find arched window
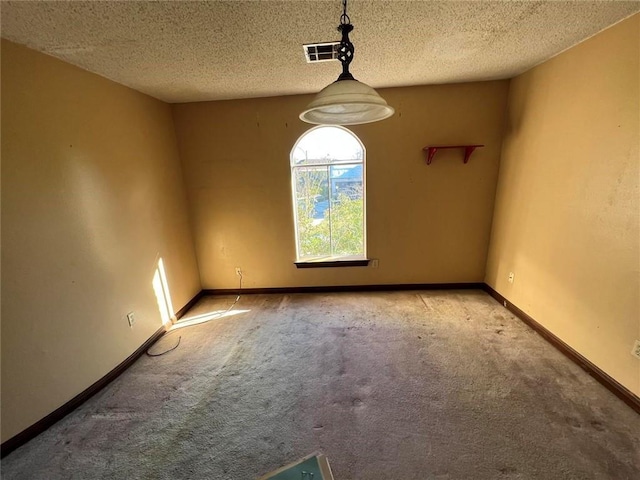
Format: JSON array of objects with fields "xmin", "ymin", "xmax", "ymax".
[{"xmin": 290, "ymin": 126, "xmax": 366, "ymax": 262}]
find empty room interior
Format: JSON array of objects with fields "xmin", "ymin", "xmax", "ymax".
[{"xmin": 1, "ymin": 1, "xmax": 639, "ymax": 478}]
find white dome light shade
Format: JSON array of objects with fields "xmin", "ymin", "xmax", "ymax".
[{"xmin": 300, "ymin": 79, "xmax": 394, "ymax": 125}]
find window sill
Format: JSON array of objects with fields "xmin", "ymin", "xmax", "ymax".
[{"xmin": 295, "ymin": 257, "xmax": 370, "ymax": 268}]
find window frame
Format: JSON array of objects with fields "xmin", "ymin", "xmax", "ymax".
[{"xmin": 290, "ymin": 125, "xmax": 369, "ymax": 267}]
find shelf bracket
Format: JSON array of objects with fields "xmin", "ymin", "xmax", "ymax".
[{"xmin": 423, "ymin": 144, "xmax": 484, "ymax": 165}]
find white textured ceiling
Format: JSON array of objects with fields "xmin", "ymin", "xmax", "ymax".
[{"xmin": 1, "ymin": 1, "xmax": 638, "ymax": 103}]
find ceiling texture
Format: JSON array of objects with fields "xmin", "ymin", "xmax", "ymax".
[{"xmin": 1, "ymin": 1, "xmax": 638, "ymax": 104}]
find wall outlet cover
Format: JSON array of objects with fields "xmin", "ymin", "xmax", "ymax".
[
  {"xmin": 632, "ymin": 340, "xmax": 640, "ymax": 360},
  {"xmin": 127, "ymin": 312, "xmax": 135, "ymax": 327}
]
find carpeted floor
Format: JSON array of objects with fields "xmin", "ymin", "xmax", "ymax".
[{"xmin": 2, "ymin": 290, "xmax": 639, "ymax": 479}]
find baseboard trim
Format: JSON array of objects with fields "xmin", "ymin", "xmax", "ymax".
[
  {"xmin": 482, "ymin": 284, "xmax": 640, "ymax": 414},
  {"xmin": 175, "ymin": 290, "xmax": 204, "ymax": 320},
  {"xmin": 1, "ymin": 325, "xmax": 167, "ymax": 458},
  {"xmin": 203, "ymin": 282, "xmax": 485, "ymax": 296}
]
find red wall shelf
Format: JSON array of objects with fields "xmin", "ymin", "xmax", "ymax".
[{"xmin": 423, "ymin": 145, "xmax": 484, "ymax": 165}]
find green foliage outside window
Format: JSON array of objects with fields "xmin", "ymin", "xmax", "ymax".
[
  {"xmin": 295, "ymin": 167, "xmax": 363, "ymax": 259},
  {"xmin": 329, "ymin": 190, "xmax": 364, "ymax": 255}
]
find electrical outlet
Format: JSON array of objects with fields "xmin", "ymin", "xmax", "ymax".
[
  {"xmin": 127, "ymin": 312, "xmax": 135, "ymax": 327},
  {"xmin": 631, "ymin": 340, "xmax": 640, "ymax": 360},
  {"xmin": 508, "ymin": 272, "xmax": 515, "ymax": 283},
  {"xmin": 235, "ymin": 267, "xmax": 242, "ymax": 276},
  {"xmin": 371, "ymin": 259, "xmax": 379, "ymax": 268}
]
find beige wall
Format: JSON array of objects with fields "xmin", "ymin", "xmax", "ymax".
[
  {"xmin": 173, "ymin": 81, "xmax": 509, "ymax": 289},
  {"xmin": 1, "ymin": 40, "xmax": 201, "ymax": 441},
  {"xmin": 485, "ymin": 15, "xmax": 640, "ymax": 395}
]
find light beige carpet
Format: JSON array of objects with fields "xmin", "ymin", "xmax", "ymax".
[{"xmin": 2, "ymin": 290, "xmax": 639, "ymax": 479}]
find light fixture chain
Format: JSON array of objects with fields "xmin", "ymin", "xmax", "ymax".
[
  {"xmin": 340, "ymin": 0, "xmax": 350, "ymax": 25},
  {"xmin": 336, "ymin": 0, "xmax": 355, "ymax": 80}
]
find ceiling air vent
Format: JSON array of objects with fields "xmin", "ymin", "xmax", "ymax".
[{"xmin": 303, "ymin": 42, "xmax": 340, "ymax": 63}]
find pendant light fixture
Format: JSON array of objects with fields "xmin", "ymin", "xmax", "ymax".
[{"xmin": 299, "ymin": 0, "xmax": 394, "ymax": 125}]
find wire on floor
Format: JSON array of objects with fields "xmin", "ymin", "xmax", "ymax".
[
  {"xmin": 146, "ymin": 336, "xmax": 181, "ymax": 357},
  {"xmin": 146, "ymin": 271, "xmax": 243, "ymax": 357}
]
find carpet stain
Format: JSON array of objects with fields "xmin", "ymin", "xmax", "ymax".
[{"xmin": 565, "ymin": 416, "xmax": 582, "ymax": 428}]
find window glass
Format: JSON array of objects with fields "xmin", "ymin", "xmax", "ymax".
[{"xmin": 291, "ymin": 126, "xmax": 365, "ymax": 261}]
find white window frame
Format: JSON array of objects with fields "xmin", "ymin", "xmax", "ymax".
[{"xmin": 290, "ymin": 125, "xmax": 367, "ymax": 264}]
